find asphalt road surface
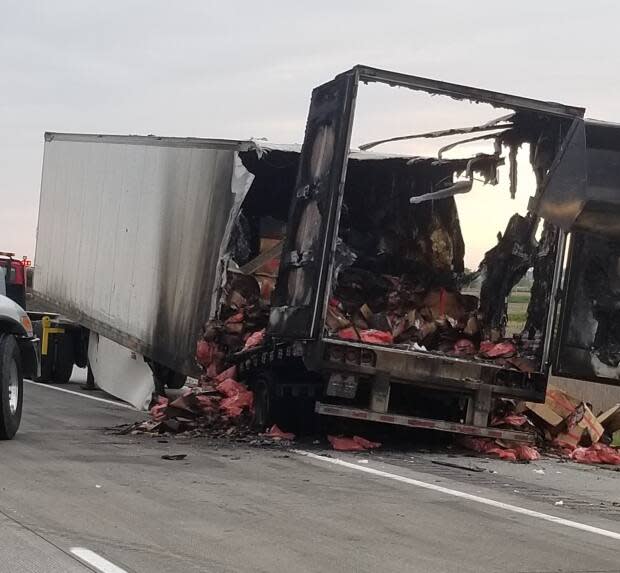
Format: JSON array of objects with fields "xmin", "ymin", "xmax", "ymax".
[{"xmin": 0, "ymin": 379, "xmax": 618, "ymax": 573}]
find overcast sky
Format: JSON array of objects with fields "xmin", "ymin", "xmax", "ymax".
[{"xmin": 2, "ymin": 0, "xmax": 619, "ymax": 264}]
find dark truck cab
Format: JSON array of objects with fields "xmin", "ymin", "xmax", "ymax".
[
  {"xmin": 1, "ymin": 253, "xmax": 87, "ymax": 389},
  {"xmin": 232, "ymin": 67, "xmax": 620, "ymax": 441},
  {"xmin": 0, "ymin": 252, "xmax": 40, "ymax": 438}
]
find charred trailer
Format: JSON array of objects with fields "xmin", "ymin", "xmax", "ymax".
[
  {"xmin": 220, "ymin": 67, "xmax": 620, "ymax": 441},
  {"xmin": 34, "ymin": 133, "xmax": 306, "ymax": 408}
]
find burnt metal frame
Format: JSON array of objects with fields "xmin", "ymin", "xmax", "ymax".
[
  {"xmin": 292, "ymin": 66, "xmax": 588, "ymax": 412},
  {"xmin": 348, "ymin": 66, "xmax": 585, "ymax": 118},
  {"xmin": 315, "ymin": 65, "xmax": 585, "ymax": 352},
  {"xmin": 552, "ymin": 233, "xmax": 620, "ymax": 387},
  {"xmin": 315, "ymin": 402, "xmax": 535, "ymax": 443},
  {"xmin": 316, "ymin": 337, "xmax": 547, "ymax": 401}
]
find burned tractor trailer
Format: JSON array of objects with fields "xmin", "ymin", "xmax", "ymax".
[{"xmin": 35, "ymin": 66, "xmax": 620, "ymax": 438}]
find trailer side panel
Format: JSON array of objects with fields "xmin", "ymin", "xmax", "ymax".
[{"xmin": 34, "ymin": 134, "xmax": 238, "ymax": 375}]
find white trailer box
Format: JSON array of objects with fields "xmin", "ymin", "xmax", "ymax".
[{"xmin": 34, "ymin": 133, "xmax": 258, "ymax": 385}]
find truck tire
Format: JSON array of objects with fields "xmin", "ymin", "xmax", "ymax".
[
  {"xmin": 72, "ymin": 328, "xmax": 90, "ymax": 369},
  {"xmin": 165, "ymin": 371, "xmax": 187, "ymax": 390},
  {"xmin": 250, "ymin": 373, "xmax": 275, "ymax": 431},
  {"xmin": 0, "ymin": 334, "xmax": 23, "ymax": 439},
  {"xmin": 51, "ymin": 336, "xmax": 74, "ymax": 384}
]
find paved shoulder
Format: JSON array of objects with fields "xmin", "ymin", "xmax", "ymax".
[{"xmin": 0, "ymin": 513, "xmax": 91, "ymax": 572}]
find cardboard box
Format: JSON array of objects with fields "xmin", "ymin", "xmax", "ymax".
[
  {"xmin": 525, "ymin": 384, "xmax": 580, "ymax": 427},
  {"xmin": 597, "ymin": 403, "xmax": 620, "ymax": 434}
]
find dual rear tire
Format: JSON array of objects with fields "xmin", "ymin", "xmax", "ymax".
[
  {"xmin": 0, "ymin": 334, "xmax": 23, "ymax": 439},
  {"xmin": 37, "ymin": 334, "xmax": 74, "ymax": 385}
]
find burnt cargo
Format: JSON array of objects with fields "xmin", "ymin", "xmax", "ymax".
[{"xmin": 203, "ymin": 67, "xmax": 620, "ymax": 439}]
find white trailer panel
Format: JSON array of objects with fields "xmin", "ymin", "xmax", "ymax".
[{"xmin": 35, "ymin": 133, "xmax": 246, "ymax": 375}]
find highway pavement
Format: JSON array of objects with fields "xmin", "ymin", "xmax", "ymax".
[{"xmin": 0, "ymin": 377, "xmax": 618, "ymax": 572}]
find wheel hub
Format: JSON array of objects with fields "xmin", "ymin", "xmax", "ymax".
[{"xmin": 8, "ymin": 360, "xmax": 19, "ymax": 414}]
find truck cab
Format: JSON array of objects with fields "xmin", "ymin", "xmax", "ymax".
[{"xmin": 0, "ymin": 252, "xmax": 40, "ymax": 438}]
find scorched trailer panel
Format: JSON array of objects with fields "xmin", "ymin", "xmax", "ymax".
[{"xmin": 34, "ymin": 133, "xmax": 243, "ymax": 375}]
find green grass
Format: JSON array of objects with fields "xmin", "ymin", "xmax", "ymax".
[
  {"xmin": 506, "ymin": 314, "xmax": 528, "ymax": 335},
  {"xmin": 507, "ymin": 312, "xmax": 528, "ymax": 323},
  {"xmin": 507, "ymin": 294, "xmax": 531, "ymax": 304}
]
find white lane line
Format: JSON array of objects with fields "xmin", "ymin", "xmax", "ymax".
[
  {"xmin": 294, "ymin": 450, "xmax": 620, "ymax": 542},
  {"xmin": 24, "ymin": 380, "xmax": 135, "ymax": 410},
  {"xmin": 70, "ymin": 547, "xmax": 128, "ymax": 573}
]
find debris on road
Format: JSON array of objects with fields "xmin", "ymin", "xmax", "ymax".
[
  {"xmin": 328, "ymin": 435, "xmax": 382, "ymax": 452},
  {"xmin": 597, "ymin": 403, "xmax": 620, "ymax": 434},
  {"xmin": 120, "ymin": 365, "xmax": 255, "ymax": 438},
  {"xmin": 431, "ymin": 460, "xmax": 486, "ymax": 473},
  {"xmin": 161, "ymin": 454, "xmax": 187, "ymax": 461},
  {"xmin": 524, "ymin": 385, "xmax": 620, "ymax": 465},
  {"xmin": 260, "ymin": 424, "xmax": 295, "ymax": 441},
  {"xmin": 460, "ymin": 436, "xmax": 540, "ymax": 462},
  {"xmin": 460, "ymin": 386, "xmax": 620, "ymax": 465},
  {"xmin": 570, "ymin": 444, "xmax": 620, "ymax": 465}
]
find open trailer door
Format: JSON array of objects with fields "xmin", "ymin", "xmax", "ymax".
[
  {"xmin": 270, "ymin": 65, "xmax": 586, "ymax": 345},
  {"xmin": 552, "ymin": 120, "xmax": 620, "ymax": 386},
  {"xmin": 268, "ymin": 72, "xmax": 358, "ymax": 339}
]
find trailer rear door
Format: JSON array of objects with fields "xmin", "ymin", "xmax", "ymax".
[
  {"xmin": 270, "ymin": 65, "xmax": 586, "ymax": 342},
  {"xmin": 268, "ymin": 73, "xmax": 357, "ymax": 338}
]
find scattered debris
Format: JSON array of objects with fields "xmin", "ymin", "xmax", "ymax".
[
  {"xmin": 490, "ymin": 413, "xmax": 529, "ymax": 429},
  {"xmin": 244, "ymin": 328, "xmax": 266, "ymax": 350},
  {"xmin": 431, "ymin": 460, "xmax": 485, "ymax": 472},
  {"xmin": 161, "ymin": 454, "xmax": 187, "ymax": 461},
  {"xmin": 122, "ymin": 365, "xmax": 255, "ymax": 438},
  {"xmin": 598, "ymin": 403, "xmax": 620, "ymax": 434},
  {"xmin": 532, "ymin": 468, "xmax": 545, "ymax": 475},
  {"xmin": 328, "ymin": 435, "xmax": 382, "ymax": 452},
  {"xmin": 570, "ymin": 444, "xmax": 620, "ymax": 465},
  {"xmin": 524, "ymin": 385, "xmax": 571, "ymax": 427},
  {"xmin": 522, "ymin": 385, "xmax": 620, "ymax": 464},
  {"xmin": 459, "ymin": 385, "xmax": 620, "ymax": 466},
  {"xmin": 260, "ymin": 424, "xmax": 295, "ymax": 441},
  {"xmin": 554, "ymin": 500, "xmax": 564, "ymax": 506},
  {"xmin": 460, "ymin": 436, "xmax": 540, "ymax": 462}
]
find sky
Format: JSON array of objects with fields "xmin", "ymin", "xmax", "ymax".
[{"xmin": 2, "ymin": 0, "xmax": 619, "ymax": 267}]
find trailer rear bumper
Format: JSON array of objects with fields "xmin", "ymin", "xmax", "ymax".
[
  {"xmin": 319, "ymin": 338, "xmax": 547, "ymax": 402},
  {"xmin": 315, "ymin": 402, "xmax": 534, "ymax": 443}
]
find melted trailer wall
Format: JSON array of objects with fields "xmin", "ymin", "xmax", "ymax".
[
  {"xmin": 556, "ymin": 233, "xmax": 620, "ymax": 384},
  {"xmin": 35, "ymin": 134, "xmax": 238, "ymax": 375}
]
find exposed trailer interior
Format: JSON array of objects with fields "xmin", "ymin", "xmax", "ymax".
[{"xmin": 210, "ymin": 67, "xmax": 620, "ymax": 438}]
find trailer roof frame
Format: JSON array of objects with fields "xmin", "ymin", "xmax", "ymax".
[{"xmin": 342, "ymin": 65, "xmax": 585, "ymax": 119}]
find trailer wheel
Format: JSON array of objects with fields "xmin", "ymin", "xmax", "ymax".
[
  {"xmin": 165, "ymin": 371, "xmax": 187, "ymax": 390},
  {"xmin": 72, "ymin": 328, "xmax": 90, "ymax": 369},
  {"xmin": 251, "ymin": 374, "xmax": 273, "ymax": 431},
  {"xmin": 51, "ymin": 337, "xmax": 74, "ymax": 384},
  {"xmin": 0, "ymin": 334, "xmax": 23, "ymax": 439}
]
